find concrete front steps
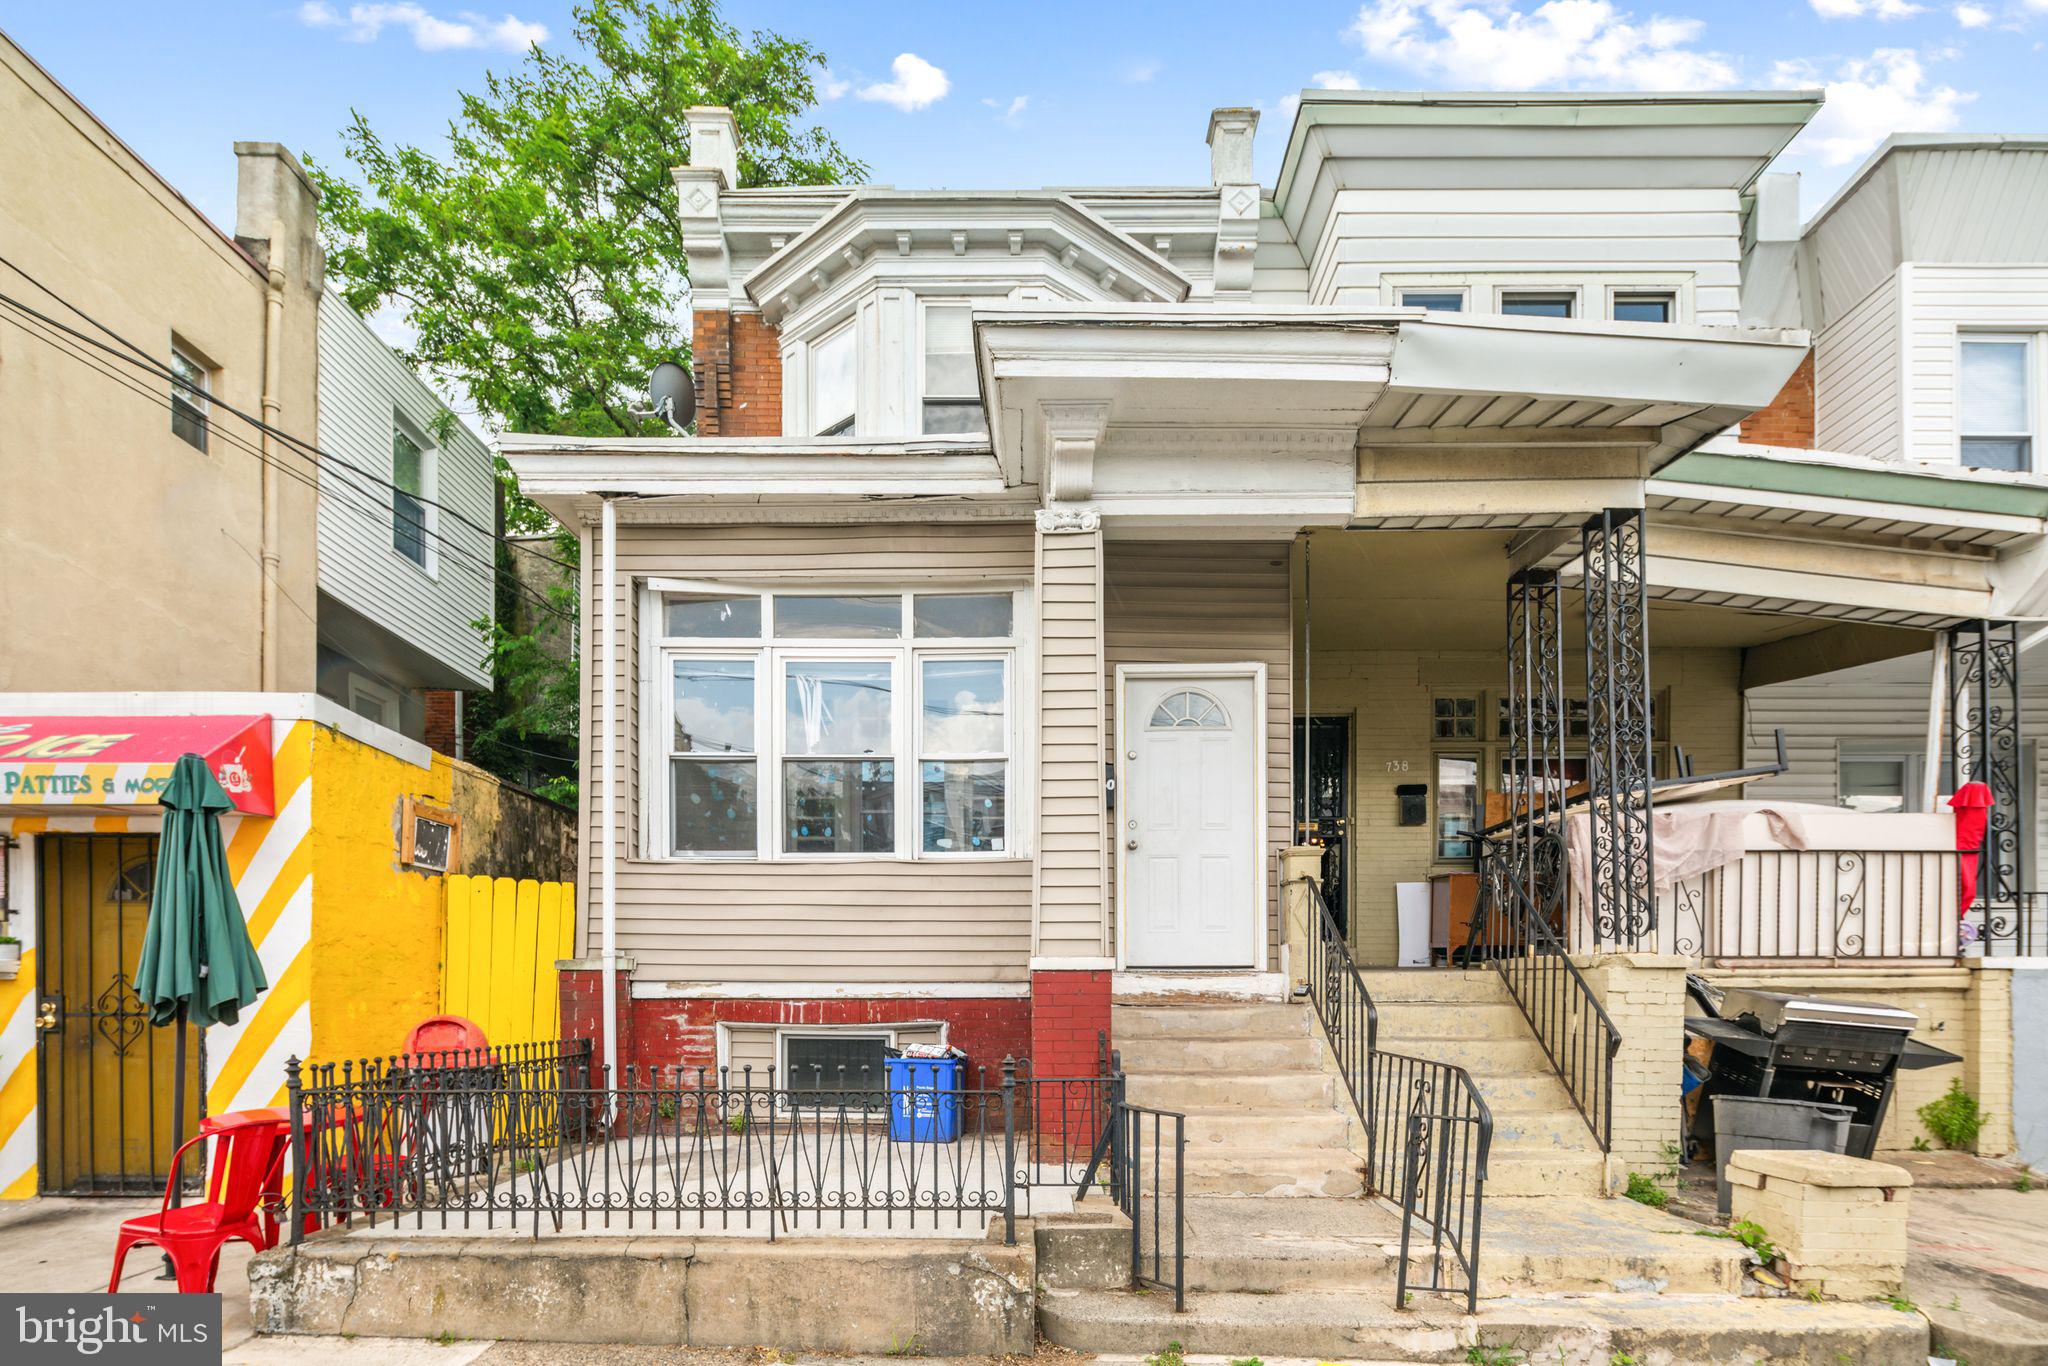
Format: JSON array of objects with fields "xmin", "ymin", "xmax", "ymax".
[
  {"xmin": 1112, "ymin": 999, "xmax": 1362, "ymax": 1199},
  {"xmin": 1355, "ymin": 968, "xmax": 1611, "ymax": 1197}
]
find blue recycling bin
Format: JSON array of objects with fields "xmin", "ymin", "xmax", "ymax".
[{"xmin": 886, "ymin": 1056, "xmax": 963, "ymax": 1143}]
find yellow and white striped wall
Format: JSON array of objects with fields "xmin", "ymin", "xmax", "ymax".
[{"xmin": 0, "ymin": 694, "xmax": 444, "ymax": 1198}]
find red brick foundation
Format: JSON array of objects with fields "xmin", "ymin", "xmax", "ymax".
[
  {"xmin": 557, "ymin": 965, "xmax": 636, "ymax": 1076},
  {"xmin": 1029, "ymin": 969, "xmax": 1113, "ymax": 1079}
]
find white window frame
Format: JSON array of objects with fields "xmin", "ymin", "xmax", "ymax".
[
  {"xmin": 642, "ymin": 583, "xmax": 1027, "ymax": 864},
  {"xmin": 1497, "ymin": 286, "xmax": 1580, "ymax": 319},
  {"xmin": 390, "ymin": 413, "xmax": 438, "ymax": 577},
  {"xmin": 1380, "ymin": 273, "xmax": 1693, "ymax": 322},
  {"xmin": 1608, "ymin": 289, "xmax": 1677, "ymax": 324},
  {"xmin": 1957, "ymin": 331, "xmax": 2041, "ymax": 473},
  {"xmin": 1398, "ymin": 287, "xmax": 1468, "ymax": 313},
  {"xmin": 917, "ymin": 297, "xmax": 984, "ymax": 436},
  {"xmin": 169, "ymin": 339, "xmax": 211, "ymax": 452},
  {"xmin": 347, "ymin": 674, "xmax": 403, "ymax": 731},
  {"xmin": 915, "ymin": 651, "xmax": 1013, "ymax": 858}
]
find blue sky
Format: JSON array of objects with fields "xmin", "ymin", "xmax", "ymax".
[{"xmin": 6, "ymin": 0, "xmax": 2046, "ymax": 231}]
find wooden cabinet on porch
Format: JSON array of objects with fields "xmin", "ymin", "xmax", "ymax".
[{"xmin": 1430, "ymin": 871, "xmax": 1480, "ymax": 960}]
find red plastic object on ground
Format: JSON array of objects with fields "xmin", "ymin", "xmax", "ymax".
[
  {"xmin": 107, "ymin": 1109, "xmax": 292, "ymax": 1294},
  {"xmin": 402, "ymin": 1014, "xmax": 491, "ymax": 1062},
  {"xmin": 1949, "ymin": 781, "xmax": 1993, "ymax": 913}
]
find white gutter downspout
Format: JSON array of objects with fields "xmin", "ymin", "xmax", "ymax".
[
  {"xmin": 599, "ymin": 495, "xmax": 620, "ymax": 1099},
  {"xmin": 258, "ymin": 218, "xmax": 286, "ymax": 690},
  {"xmin": 1921, "ymin": 633, "xmax": 1948, "ymax": 814}
]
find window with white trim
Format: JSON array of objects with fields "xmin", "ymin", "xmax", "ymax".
[
  {"xmin": 920, "ymin": 301, "xmax": 984, "ymax": 435},
  {"xmin": 170, "ymin": 340, "xmax": 211, "ymax": 452},
  {"xmin": 812, "ymin": 322, "xmax": 856, "ymax": 436},
  {"xmin": 654, "ymin": 588, "xmax": 1017, "ymax": 859},
  {"xmin": 1960, "ymin": 334, "xmax": 2038, "ymax": 472},
  {"xmin": 391, "ymin": 418, "xmax": 436, "ymax": 572}
]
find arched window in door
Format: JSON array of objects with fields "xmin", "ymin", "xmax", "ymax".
[{"xmin": 1149, "ymin": 689, "xmax": 1228, "ymax": 730}]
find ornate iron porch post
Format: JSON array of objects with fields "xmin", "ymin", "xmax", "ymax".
[
  {"xmin": 1581, "ymin": 509, "xmax": 1655, "ymax": 950},
  {"xmin": 1949, "ymin": 620, "xmax": 2022, "ymax": 917},
  {"xmin": 1505, "ymin": 569, "xmax": 1565, "ymax": 933}
]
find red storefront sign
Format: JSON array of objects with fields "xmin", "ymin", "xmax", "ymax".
[{"xmin": 0, "ymin": 714, "xmax": 275, "ymax": 815}]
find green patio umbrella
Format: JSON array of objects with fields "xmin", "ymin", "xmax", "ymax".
[{"xmin": 135, "ymin": 753, "xmax": 269, "ymax": 1202}]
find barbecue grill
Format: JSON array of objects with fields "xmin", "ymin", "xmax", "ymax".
[{"xmin": 1684, "ymin": 982, "xmax": 1961, "ymax": 1160}]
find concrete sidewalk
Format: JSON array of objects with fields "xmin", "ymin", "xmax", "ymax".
[{"xmin": 1908, "ymin": 1184, "xmax": 2048, "ymax": 1365}]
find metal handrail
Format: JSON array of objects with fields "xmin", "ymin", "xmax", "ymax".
[
  {"xmin": 1304, "ymin": 881, "xmax": 1488, "ymax": 1311},
  {"xmin": 1464, "ymin": 828, "xmax": 1621, "ymax": 1152}
]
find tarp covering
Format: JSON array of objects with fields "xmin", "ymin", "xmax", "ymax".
[{"xmin": 0, "ymin": 714, "xmax": 273, "ymax": 815}]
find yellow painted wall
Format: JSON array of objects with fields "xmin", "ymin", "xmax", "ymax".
[
  {"xmin": 442, "ymin": 876, "xmax": 576, "ymax": 1047},
  {"xmin": 307, "ymin": 727, "xmax": 451, "ymax": 1064}
]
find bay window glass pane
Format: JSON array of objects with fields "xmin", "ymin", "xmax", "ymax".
[
  {"xmin": 1840, "ymin": 757, "xmax": 1907, "ymax": 814},
  {"xmin": 785, "ymin": 760, "xmax": 895, "ymax": 852},
  {"xmin": 1960, "ymin": 340, "xmax": 2027, "ymax": 434},
  {"xmin": 1501, "ymin": 293, "xmax": 1573, "ymax": 318},
  {"xmin": 921, "ymin": 658, "xmax": 1005, "ymax": 753},
  {"xmin": 1435, "ymin": 755, "xmax": 1479, "ymax": 860},
  {"xmin": 672, "ymin": 659, "xmax": 754, "ymax": 754},
  {"xmin": 666, "ymin": 594, "xmax": 760, "ymax": 638},
  {"xmin": 775, "ymin": 594, "xmax": 901, "ymax": 639},
  {"xmin": 672, "ymin": 759, "xmax": 757, "ymax": 853},
  {"xmin": 1400, "ymin": 291, "xmax": 1463, "ymax": 312},
  {"xmin": 914, "ymin": 593, "xmax": 1013, "ymax": 638},
  {"xmin": 922, "ymin": 761, "xmax": 1006, "ymax": 853},
  {"xmin": 1613, "ymin": 294, "xmax": 1673, "ymax": 323},
  {"xmin": 785, "ymin": 661, "xmax": 893, "ymax": 754},
  {"xmin": 924, "ymin": 304, "xmax": 976, "ymax": 397},
  {"xmin": 813, "ymin": 324, "xmax": 855, "ymax": 435}
]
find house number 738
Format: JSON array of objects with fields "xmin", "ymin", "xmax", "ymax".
[{"xmin": 1383, "ymin": 759, "xmax": 1410, "ymax": 773}]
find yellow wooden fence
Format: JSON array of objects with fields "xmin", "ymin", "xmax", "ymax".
[{"xmin": 441, "ymin": 876, "xmax": 576, "ymax": 1047}]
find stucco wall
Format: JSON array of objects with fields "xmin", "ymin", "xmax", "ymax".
[
  {"xmin": 2009, "ymin": 964, "xmax": 2047, "ymax": 1169},
  {"xmin": 307, "ymin": 726, "xmax": 450, "ymax": 1064},
  {"xmin": 449, "ymin": 760, "xmax": 574, "ymax": 884},
  {"xmin": 0, "ymin": 38, "xmax": 322, "ymax": 692}
]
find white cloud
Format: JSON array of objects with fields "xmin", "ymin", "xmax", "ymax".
[
  {"xmin": 818, "ymin": 68, "xmax": 851, "ymax": 100},
  {"xmin": 1775, "ymin": 48, "xmax": 1973, "ymax": 165},
  {"xmin": 298, "ymin": 2, "xmax": 545, "ymax": 52},
  {"xmin": 857, "ymin": 53, "xmax": 951, "ymax": 112},
  {"xmin": 1953, "ymin": 2, "xmax": 1992, "ymax": 24},
  {"xmin": 1311, "ymin": 69, "xmax": 1364, "ymax": 88},
  {"xmin": 982, "ymin": 94, "xmax": 1030, "ymax": 125},
  {"xmin": 1810, "ymin": 0, "xmax": 1924, "ymax": 17},
  {"xmin": 1123, "ymin": 58, "xmax": 1163, "ymax": 84},
  {"xmin": 1346, "ymin": 1, "xmax": 1739, "ymax": 90}
]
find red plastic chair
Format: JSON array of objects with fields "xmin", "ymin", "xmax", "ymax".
[{"xmin": 108, "ymin": 1109, "xmax": 292, "ymax": 1294}]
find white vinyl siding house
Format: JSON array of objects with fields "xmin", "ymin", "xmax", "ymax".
[
  {"xmin": 314, "ymin": 290, "xmax": 493, "ymax": 694},
  {"xmin": 1813, "ymin": 271, "xmax": 1900, "ymax": 462}
]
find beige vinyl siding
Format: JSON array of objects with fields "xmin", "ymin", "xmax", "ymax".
[
  {"xmin": 579, "ymin": 521, "xmax": 1036, "ymax": 985},
  {"xmin": 1813, "ymin": 271, "xmax": 1901, "ymax": 462},
  {"xmin": 1035, "ymin": 526, "xmax": 1109, "ymax": 960},
  {"xmin": 1105, "ymin": 542, "xmax": 1293, "ymax": 970}
]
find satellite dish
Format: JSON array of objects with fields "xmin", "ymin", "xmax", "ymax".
[{"xmin": 648, "ymin": 360, "xmax": 696, "ymax": 433}]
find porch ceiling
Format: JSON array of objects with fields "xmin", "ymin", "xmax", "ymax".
[{"xmin": 1295, "ymin": 530, "xmax": 1821, "ymax": 652}]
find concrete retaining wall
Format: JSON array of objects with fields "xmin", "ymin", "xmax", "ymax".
[{"xmin": 249, "ymin": 1233, "xmax": 1036, "ymax": 1355}]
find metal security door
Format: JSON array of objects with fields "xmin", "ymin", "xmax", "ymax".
[
  {"xmin": 1122, "ymin": 672, "xmax": 1261, "ymax": 968},
  {"xmin": 35, "ymin": 834, "xmax": 198, "ymax": 1194}
]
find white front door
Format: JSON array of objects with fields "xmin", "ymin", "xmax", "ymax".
[{"xmin": 1122, "ymin": 671, "xmax": 1261, "ymax": 968}]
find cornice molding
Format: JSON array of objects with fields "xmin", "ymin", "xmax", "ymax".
[
  {"xmin": 1036, "ymin": 506, "xmax": 1102, "ymax": 534},
  {"xmin": 1041, "ymin": 401, "xmax": 1111, "ymax": 503}
]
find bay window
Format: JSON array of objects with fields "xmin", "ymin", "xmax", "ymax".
[
  {"xmin": 653, "ymin": 587, "xmax": 1018, "ymax": 859},
  {"xmin": 1960, "ymin": 334, "xmax": 2036, "ymax": 472}
]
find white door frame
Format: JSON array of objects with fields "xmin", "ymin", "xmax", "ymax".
[{"xmin": 1112, "ymin": 661, "xmax": 1268, "ymax": 971}]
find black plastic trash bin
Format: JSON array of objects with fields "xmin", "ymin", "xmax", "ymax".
[{"xmin": 1711, "ymin": 1094, "xmax": 1854, "ymax": 1214}]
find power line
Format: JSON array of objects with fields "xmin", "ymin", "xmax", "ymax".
[
  {"xmin": 0, "ymin": 304, "xmax": 579, "ymax": 629},
  {"xmin": 0, "ymin": 254, "xmax": 582, "ymax": 577}
]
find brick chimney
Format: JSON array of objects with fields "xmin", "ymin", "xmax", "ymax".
[{"xmin": 677, "ymin": 106, "xmax": 783, "ymax": 437}]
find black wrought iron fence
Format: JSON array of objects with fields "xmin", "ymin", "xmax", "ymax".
[
  {"xmin": 1108, "ymin": 1097, "xmax": 1184, "ymax": 1310},
  {"xmin": 287, "ymin": 1045, "xmax": 1115, "ymax": 1246},
  {"xmin": 1303, "ymin": 882, "xmax": 1489, "ymax": 1311},
  {"xmin": 1466, "ymin": 828, "xmax": 1619, "ymax": 1153},
  {"xmin": 1973, "ymin": 892, "xmax": 2046, "ymax": 957}
]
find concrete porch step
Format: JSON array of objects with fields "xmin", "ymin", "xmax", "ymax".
[
  {"xmin": 1351, "ymin": 969, "xmax": 1514, "ymax": 1006},
  {"xmin": 1372, "ymin": 999, "xmax": 1528, "ymax": 1039},
  {"xmin": 1039, "ymin": 1287, "xmax": 1927, "ymax": 1363},
  {"xmin": 1479, "ymin": 1148, "xmax": 1610, "ymax": 1196},
  {"xmin": 1179, "ymin": 1147, "xmax": 1364, "ymax": 1198},
  {"xmin": 1114, "ymin": 1034, "xmax": 1327, "ymax": 1074},
  {"xmin": 1180, "ymin": 1108, "xmax": 1358, "ymax": 1150},
  {"xmin": 1111, "ymin": 1003, "xmax": 1310, "ymax": 1041},
  {"xmin": 1170, "ymin": 1196, "xmax": 1748, "ymax": 1297},
  {"xmin": 1123, "ymin": 1070, "xmax": 1334, "ymax": 1111},
  {"xmin": 1366, "ymin": 1034, "xmax": 1552, "ymax": 1075}
]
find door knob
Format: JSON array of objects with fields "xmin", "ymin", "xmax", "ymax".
[{"xmin": 1126, "ymin": 838, "xmax": 1138, "ymax": 850}]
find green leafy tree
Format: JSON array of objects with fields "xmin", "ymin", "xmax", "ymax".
[{"xmin": 309, "ymin": 0, "xmax": 864, "ymax": 801}]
